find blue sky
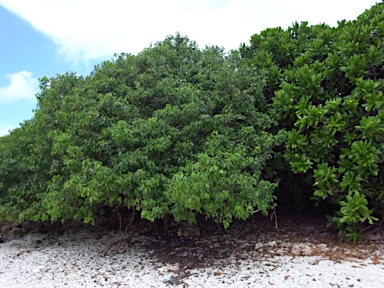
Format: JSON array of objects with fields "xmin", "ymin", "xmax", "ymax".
[
  {"xmin": 0, "ymin": 0, "xmax": 379, "ymax": 136},
  {"xmin": 0, "ymin": 4, "xmax": 101, "ymax": 135}
]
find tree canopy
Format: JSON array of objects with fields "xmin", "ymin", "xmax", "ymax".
[
  {"xmin": 0, "ymin": 34, "xmax": 283, "ymax": 229},
  {"xmin": 1, "ymin": 3, "xmax": 383, "ymax": 241}
]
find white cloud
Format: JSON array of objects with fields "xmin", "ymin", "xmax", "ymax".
[
  {"xmin": 0, "ymin": 125, "xmax": 15, "ymax": 137},
  {"xmin": 0, "ymin": 71, "xmax": 39, "ymax": 103},
  {"xmin": 0, "ymin": 0, "xmax": 379, "ymax": 63}
]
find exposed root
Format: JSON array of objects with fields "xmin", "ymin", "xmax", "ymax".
[
  {"xmin": 100, "ymin": 204, "xmax": 137, "ymax": 257},
  {"xmin": 100, "ymin": 228, "xmax": 138, "ymax": 257},
  {"xmin": 270, "ymin": 209, "xmax": 279, "ymax": 230}
]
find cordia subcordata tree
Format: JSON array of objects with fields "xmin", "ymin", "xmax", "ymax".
[{"xmin": 0, "ymin": 34, "xmax": 283, "ymax": 229}]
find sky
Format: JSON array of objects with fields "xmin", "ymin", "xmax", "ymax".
[{"xmin": 0, "ymin": 0, "xmax": 379, "ymax": 136}]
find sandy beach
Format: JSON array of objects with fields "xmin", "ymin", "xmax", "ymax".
[{"xmin": 1, "ymin": 214, "xmax": 383, "ymax": 288}]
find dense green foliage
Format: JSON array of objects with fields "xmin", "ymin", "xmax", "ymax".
[
  {"xmin": 1, "ymin": 3, "xmax": 383, "ymax": 241},
  {"xmin": 241, "ymin": 2, "xmax": 384, "ymax": 241},
  {"xmin": 0, "ymin": 35, "xmax": 283, "ymax": 228}
]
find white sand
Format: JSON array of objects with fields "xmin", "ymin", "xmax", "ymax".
[{"xmin": 0, "ymin": 228, "xmax": 383, "ymax": 288}]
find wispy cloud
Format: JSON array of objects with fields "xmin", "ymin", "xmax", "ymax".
[
  {"xmin": 0, "ymin": 0, "xmax": 378, "ymax": 64},
  {"xmin": 0, "ymin": 71, "xmax": 39, "ymax": 103}
]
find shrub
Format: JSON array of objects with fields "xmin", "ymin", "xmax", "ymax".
[{"xmin": 241, "ymin": 2, "xmax": 384, "ymax": 241}]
